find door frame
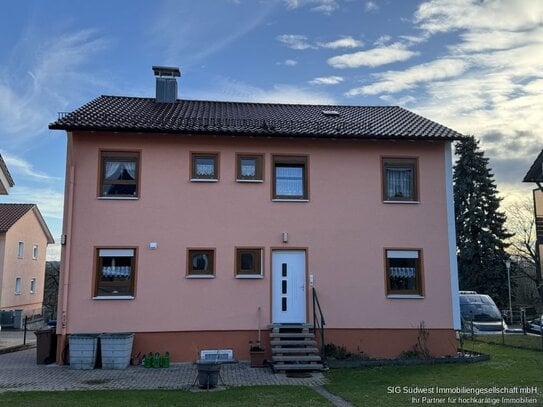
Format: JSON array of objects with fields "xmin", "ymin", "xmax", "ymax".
[{"xmin": 270, "ymin": 247, "xmax": 309, "ymax": 324}]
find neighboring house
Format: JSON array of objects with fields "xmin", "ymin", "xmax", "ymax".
[
  {"xmin": 0, "ymin": 154, "xmax": 15, "ymax": 195},
  {"xmin": 522, "ymin": 151, "xmax": 543, "ymax": 303},
  {"xmin": 0, "ymin": 204, "xmax": 54, "ymax": 316},
  {"xmin": 49, "ymin": 66, "xmax": 463, "ymax": 366}
]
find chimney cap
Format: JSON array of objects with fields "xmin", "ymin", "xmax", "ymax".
[{"xmin": 152, "ymin": 66, "xmax": 181, "ymax": 77}]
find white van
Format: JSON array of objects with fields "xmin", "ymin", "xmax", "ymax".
[{"xmin": 459, "ymin": 291, "xmax": 507, "ymax": 333}]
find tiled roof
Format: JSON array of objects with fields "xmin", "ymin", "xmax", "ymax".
[
  {"xmin": 0, "ymin": 204, "xmax": 36, "ymax": 232},
  {"xmin": 49, "ymin": 96, "xmax": 464, "ymax": 141},
  {"xmin": 523, "ymin": 150, "xmax": 543, "ymax": 182},
  {"xmin": 0, "ymin": 203, "xmax": 55, "ymax": 243}
]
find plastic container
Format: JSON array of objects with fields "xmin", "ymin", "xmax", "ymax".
[
  {"xmin": 100, "ymin": 333, "xmax": 134, "ymax": 369},
  {"xmin": 69, "ymin": 334, "xmax": 99, "ymax": 369},
  {"xmin": 34, "ymin": 327, "xmax": 57, "ymax": 364},
  {"xmin": 196, "ymin": 360, "xmax": 222, "ymax": 389}
]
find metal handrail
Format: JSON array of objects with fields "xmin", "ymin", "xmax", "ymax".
[{"xmin": 312, "ymin": 287, "xmax": 326, "ymax": 362}]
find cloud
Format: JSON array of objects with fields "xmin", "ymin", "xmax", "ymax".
[
  {"xmin": 277, "ymin": 59, "xmax": 298, "ymax": 66},
  {"xmin": 0, "ymin": 152, "xmax": 61, "ymax": 182},
  {"xmin": 327, "ymin": 43, "xmax": 419, "ymax": 68},
  {"xmin": 346, "ymin": 58, "xmax": 467, "ymax": 96},
  {"xmin": 149, "ymin": 1, "xmax": 274, "ymax": 65},
  {"xmin": 318, "ymin": 36, "xmax": 363, "ymax": 49},
  {"xmin": 276, "ymin": 34, "xmax": 315, "ymax": 50},
  {"xmin": 365, "ymin": 1, "xmax": 379, "ymax": 12},
  {"xmin": 309, "ymin": 76, "xmax": 344, "ymax": 85},
  {"xmin": 283, "ymin": 0, "xmax": 339, "ymax": 15},
  {"xmin": 0, "ymin": 29, "xmax": 108, "ymax": 148},
  {"xmin": 187, "ymin": 77, "xmax": 336, "ymax": 105},
  {"xmin": 414, "ymin": 0, "xmax": 543, "ymax": 34}
]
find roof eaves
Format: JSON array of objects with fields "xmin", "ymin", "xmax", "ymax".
[{"xmin": 522, "ymin": 150, "xmax": 543, "ymax": 183}]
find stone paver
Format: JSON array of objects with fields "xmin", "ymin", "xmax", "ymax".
[{"xmin": 0, "ymin": 348, "xmax": 327, "ymax": 392}]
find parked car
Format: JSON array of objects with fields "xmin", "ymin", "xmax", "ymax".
[
  {"xmin": 459, "ymin": 291, "xmax": 507, "ymax": 334},
  {"xmin": 524, "ymin": 318, "xmax": 543, "ymax": 335}
]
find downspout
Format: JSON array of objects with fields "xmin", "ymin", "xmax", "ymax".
[
  {"xmin": 445, "ymin": 141, "xmax": 461, "ymax": 330},
  {"xmin": 58, "ymin": 133, "xmax": 75, "ymax": 361}
]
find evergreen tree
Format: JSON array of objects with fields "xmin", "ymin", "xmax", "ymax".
[{"xmin": 454, "ymin": 136, "xmax": 512, "ymax": 307}]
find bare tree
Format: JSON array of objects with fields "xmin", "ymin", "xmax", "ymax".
[{"xmin": 505, "ymin": 196, "xmax": 543, "ymax": 306}]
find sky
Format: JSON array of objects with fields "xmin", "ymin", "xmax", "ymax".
[{"xmin": 1, "ymin": 0, "xmax": 542, "ymax": 260}]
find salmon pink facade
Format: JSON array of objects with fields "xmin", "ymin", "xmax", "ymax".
[{"xmin": 51, "ymin": 68, "xmax": 463, "ymax": 363}]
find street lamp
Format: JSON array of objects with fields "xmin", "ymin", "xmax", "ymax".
[{"xmin": 505, "ymin": 259, "xmax": 512, "ymax": 324}]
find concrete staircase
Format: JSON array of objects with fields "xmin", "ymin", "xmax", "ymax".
[{"xmin": 269, "ymin": 323, "xmax": 324, "ymax": 372}]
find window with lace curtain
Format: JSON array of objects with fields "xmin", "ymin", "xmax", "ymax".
[
  {"xmin": 99, "ymin": 151, "xmax": 139, "ymax": 197},
  {"xmin": 385, "ymin": 249, "xmax": 423, "ymax": 296},
  {"xmin": 191, "ymin": 153, "xmax": 219, "ymax": 181},
  {"xmin": 94, "ymin": 248, "xmax": 136, "ymax": 298},
  {"xmin": 236, "ymin": 154, "xmax": 263, "ymax": 182},
  {"xmin": 382, "ymin": 157, "xmax": 418, "ymax": 202}
]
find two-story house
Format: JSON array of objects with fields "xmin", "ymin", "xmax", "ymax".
[
  {"xmin": 0, "ymin": 204, "xmax": 54, "ymax": 319},
  {"xmin": 50, "ymin": 66, "xmax": 463, "ymax": 367}
]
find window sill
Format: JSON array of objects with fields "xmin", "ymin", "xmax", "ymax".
[
  {"xmin": 190, "ymin": 179, "xmax": 219, "ymax": 182},
  {"xmin": 383, "ymin": 200, "xmax": 420, "ymax": 204},
  {"xmin": 386, "ymin": 294, "xmax": 424, "ymax": 299},
  {"xmin": 186, "ymin": 275, "xmax": 215, "ymax": 279},
  {"xmin": 236, "ymin": 179, "xmax": 264, "ymax": 183},
  {"xmin": 272, "ymin": 199, "xmax": 309, "ymax": 203},
  {"xmin": 98, "ymin": 196, "xmax": 139, "ymax": 200},
  {"xmin": 14, "ymin": 293, "xmax": 21, "ymax": 295},
  {"xmin": 235, "ymin": 275, "xmax": 264, "ymax": 279},
  {"xmin": 93, "ymin": 296, "xmax": 135, "ymax": 300}
]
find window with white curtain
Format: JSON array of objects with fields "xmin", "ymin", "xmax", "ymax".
[
  {"xmin": 272, "ymin": 156, "xmax": 308, "ymax": 200},
  {"xmin": 95, "ymin": 248, "xmax": 136, "ymax": 297},
  {"xmin": 382, "ymin": 158, "xmax": 418, "ymax": 202},
  {"xmin": 385, "ymin": 249, "xmax": 422, "ymax": 295},
  {"xmin": 236, "ymin": 154, "xmax": 263, "ymax": 182},
  {"xmin": 191, "ymin": 153, "xmax": 219, "ymax": 181},
  {"xmin": 100, "ymin": 151, "xmax": 139, "ymax": 197}
]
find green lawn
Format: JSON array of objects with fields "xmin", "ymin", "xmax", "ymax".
[
  {"xmin": 472, "ymin": 333, "xmax": 543, "ymax": 351},
  {"xmin": 0, "ymin": 386, "xmax": 331, "ymax": 406},
  {"xmin": 325, "ymin": 341, "xmax": 542, "ymax": 407}
]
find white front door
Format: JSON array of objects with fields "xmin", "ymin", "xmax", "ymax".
[{"xmin": 272, "ymin": 250, "xmax": 306, "ymax": 323}]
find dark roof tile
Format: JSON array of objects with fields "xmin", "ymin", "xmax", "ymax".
[
  {"xmin": 0, "ymin": 204, "xmax": 35, "ymax": 232},
  {"xmin": 49, "ymin": 96, "xmax": 464, "ymax": 141}
]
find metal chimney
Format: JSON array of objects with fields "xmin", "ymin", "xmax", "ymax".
[{"xmin": 152, "ymin": 66, "xmax": 181, "ymax": 103}]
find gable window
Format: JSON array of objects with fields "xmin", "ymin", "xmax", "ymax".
[
  {"xmin": 30, "ymin": 278, "xmax": 36, "ymax": 294},
  {"xmin": 17, "ymin": 242, "xmax": 24, "ymax": 258},
  {"xmin": 15, "ymin": 277, "xmax": 22, "ymax": 294},
  {"xmin": 94, "ymin": 248, "xmax": 136, "ymax": 298},
  {"xmin": 32, "ymin": 245, "xmax": 39, "ymax": 260},
  {"xmin": 236, "ymin": 248, "xmax": 263, "ymax": 278},
  {"xmin": 272, "ymin": 155, "xmax": 308, "ymax": 200},
  {"xmin": 382, "ymin": 158, "xmax": 418, "ymax": 202},
  {"xmin": 187, "ymin": 249, "xmax": 215, "ymax": 278},
  {"xmin": 236, "ymin": 154, "xmax": 263, "ymax": 182},
  {"xmin": 385, "ymin": 249, "xmax": 423, "ymax": 296},
  {"xmin": 100, "ymin": 151, "xmax": 139, "ymax": 198},
  {"xmin": 191, "ymin": 153, "xmax": 219, "ymax": 181}
]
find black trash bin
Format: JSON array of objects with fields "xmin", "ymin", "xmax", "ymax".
[{"xmin": 34, "ymin": 327, "xmax": 57, "ymax": 364}]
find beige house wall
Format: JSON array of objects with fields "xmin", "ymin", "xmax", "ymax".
[{"xmin": 0, "ymin": 210, "xmax": 49, "ymax": 313}]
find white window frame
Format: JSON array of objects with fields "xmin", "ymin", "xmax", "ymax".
[
  {"xmin": 15, "ymin": 277, "xmax": 22, "ymax": 294},
  {"xmin": 32, "ymin": 244, "xmax": 39, "ymax": 260},
  {"xmin": 30, "ymin": 278, "xmax": 36, "ymax": 294},
  {"xmin": 17, "ymin": 242, "xmax": 24, "ymax": 258}
]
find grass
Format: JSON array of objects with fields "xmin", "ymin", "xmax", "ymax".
[
  {"xmin": 0, "ymin": 386, "xmax": 332, "ymax": 406},
  {"xmin": 472, "ymin": 333, "xmax": 543, "ymax": 351},
  {"xmin": 325, "ymin": 341, "xmax": 542, "ymax": 407}
]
